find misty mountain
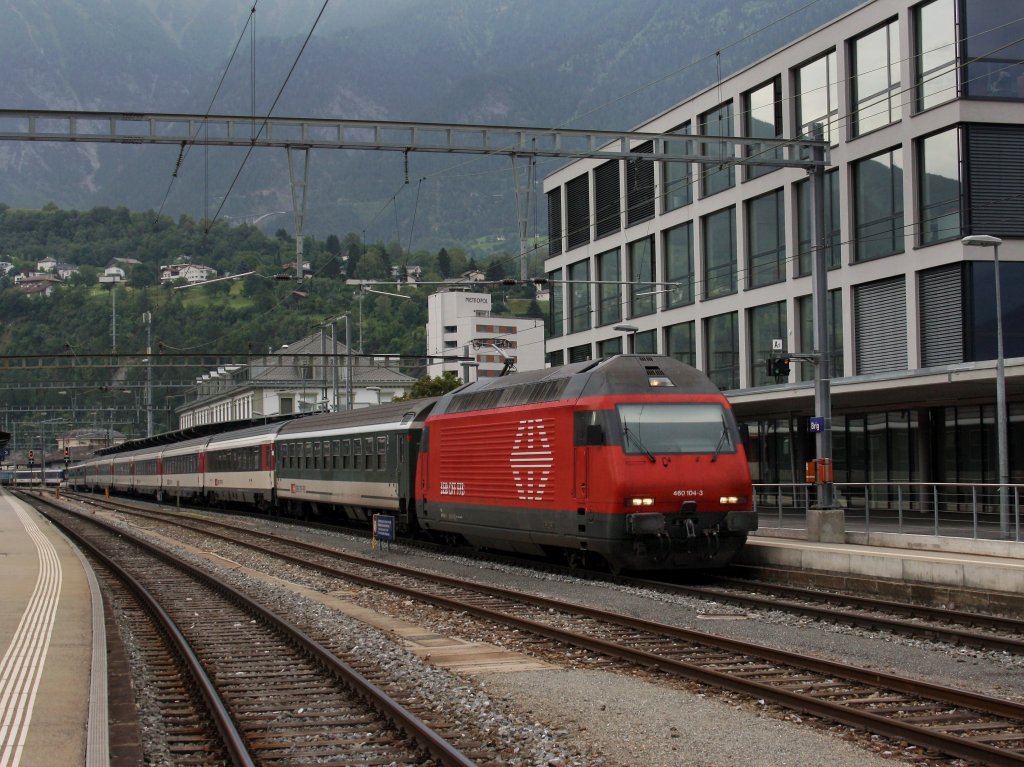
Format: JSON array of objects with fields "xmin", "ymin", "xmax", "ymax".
[{"xmin": 0, "ymin": 0, "xmax": 858, "ymax": 253}]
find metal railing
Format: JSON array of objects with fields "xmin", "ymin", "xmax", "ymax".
[{"xmin": 754, "ymin": 482, "xmax": 1022, "ymax": 542}]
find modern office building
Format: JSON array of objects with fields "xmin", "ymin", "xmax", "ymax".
[
  {"xmin": 426, "ymin": 288, "xmax": 546, "ymax": 380},
  {"xmin": 543, "ymin": 0, "xmax": 1024, "ymax": 485}
]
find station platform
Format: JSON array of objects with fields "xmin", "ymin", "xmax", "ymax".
[
  {"xmin": 0, "ymin": 489, "xmax": 108, "ymax": 767},
  {"xmin": 741, "ymin": 526, "xmax": 1024, "ymax": 612}
]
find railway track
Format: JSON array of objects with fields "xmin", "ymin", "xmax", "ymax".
[
  {"xmin": 59, "ymin": 492, "xmax": 1024, "ymax": 767},
  {"xmin": 32, "ymin": 494, "xmax": 482, "ymax": 767}
]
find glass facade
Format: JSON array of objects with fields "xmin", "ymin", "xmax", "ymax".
[
  {"xmin": 963, "ymin": 0, "xmax": 1024, "ymax": 100},
  {"xmin": 746, "ymin": 189, "xmax": 786, "ymax": 288},
  {"xmin": 851, "ymin": 20, "xmax": 901, "ymax": 136},
  {"xmin": 634, "ymin": 329, "xmax": 657, "ymax": 354},
  {"xmin": 568, "ymin": 259, "xmax": 591, "ymax": 333},
  {"xmin": 796, "ymin": 170, "xmax": 841, "ymax": 275},
  {"xmin": 662, "ymin": 123, "xmax": 693, "ymax": 212},
  {"xmin": 598, "ymin": 336, "xmax": 622, "ymax": 357},
  {"xmin": 914, "ymin": 0, "xmax": 958, "ymax": 110},
  {"xmin": 597, "ymin": 248, "xmax": 621, "ymax": 326},
  {"xmin": 665, "ymin": 321, "xmax": 696, "ymax": 367},
  {"xmin": 743, "ymin": 77, "xmax": 782, "ymax": 180},
  {"xmin": 700, "ymin": 101, "xmax": 734, "ymax": 196},
  {"xmin": 795, "ymin": 50, "xmax": 838, "ymax": 143},
  {"xmin": 663, "ymin": 222, "xmax": 694, "ymax": 309},
  {"xmin": 547, "ymin": 267, "xmax": 563, "ymax": 338},
  {"xmin": 967, "ymin": 261, "xmax": 1024, "ymax": 362},
  {"xmin": 853, "ymin": 147, "xmax": 904, "ymax": 261},
  {"xmin": 918, "ymin": 127, "xmax": 962, "ymax": 245},
  {"xmin": 705, "ymin": 311, "xmax": 739, "ymax": 390},
  {"xmin": 629, "ymin": 236, "xmax": 656, "ymax": 317},
  {"xmin": 796, "ymin": 290, "xmax": 844, "ymax": 380},
  {"xmin": 748, "ymin": 302, "xmax": 787, "ymax": 387},
  {"xmin": 702, "ymin": 206, "xmax": 736, "ymax": 299}
]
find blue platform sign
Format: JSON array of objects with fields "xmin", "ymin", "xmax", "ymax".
[
  {"xmin": 372, "ymin": 513, "xmax": 396, "ymax": 550},
  {"xmin": 809, "ymin": 416, "xmax": 825, "ymax": 433}
]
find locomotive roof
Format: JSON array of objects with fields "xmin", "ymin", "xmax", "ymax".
[{"xmin": 433, "ymin": 355, "xmax": 720, "ymax": 416}]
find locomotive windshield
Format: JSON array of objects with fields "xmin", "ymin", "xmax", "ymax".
[{"xmin": 616, "ymin": 402, "xmax": 736, "ymax": 455}]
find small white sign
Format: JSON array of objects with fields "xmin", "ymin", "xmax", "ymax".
[{"xmin": 771, "ymin": 338, "xmax": 783, "ymax": 351}]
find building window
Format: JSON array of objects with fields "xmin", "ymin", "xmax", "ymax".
[
  {"xmin": 700, "ymin": 101, "xmax": 734, "ymax": 197},
  {"xmin": 568, "ymin": 259, "xmax": 591, "ymax": 333},
  {"xmin": 597, "ymin": 248, "xmax": 621, "ymax": 326},
  {"xmin": 629, "ymin": 236, "xmax": 656, "ymax": 318},
  {"xmin": 796, "ymin": 169, "xmax": 841, "ymax": 275},
  {"xmin": 568, "ymin": 344, "xmax": 592, "ymax": 363},
  {"xmin": 702, "ymin": 206, "xmax": 737, "ymax": 299},
  {"xmin": 749, "ymin": 302, "xmax": 787, "ymax": 387},
  {"xmin": 797, "ymin": 291, "xmax": 843, "ymax": 380},
  {"xmin": 547, "ymin": 188, "xmax": 562, "ymax": 256},
  {"xmin": 665, "ymin": 321, "xmax": 696, "ymax": 367},
  {"xmin": 853, "ymin": 147, "xmax": 904, "ymax": 262},
  {"xmin": 594, "ymin": 160, "xmax": 621, "ymax": 239},
  {"xmin": 548, "ymin": 268, "xmax": 563, "ymax": 338},
  {"xmin": 746, "ymin": 189, "xmax": 786, "ymax": 289},
  {"xmin": 963, "ymin": 0, "xmax": 1024, "ymax": 100},
  {"xmin": 547, "ymin": 348, "xmax": 564, "ymax": 367},
  {"xmin": 851, "ymin": 20, "xmax": 901, "ymax": 136},
  {"xmin": 705, "ymin": 312, "xmax": 739, "ymax": 390},
  {"xmin": 663, "ymin": 222, "xmax": 694, "ymax": 309},
  {"xmin": 918, "ymin": 127, "xmax": 962, "ymax": 245},
  {"xmin": 626, "ymin": 141, "xmax": 655, "ymax": 226},
  {"xmin": 795, "ymin": 50, "xmax": 838, "ymax": 143},
  {"xmin": 662, "ymin": 123, "xmax": 693, "ymax": 212},
  {"xmin": 565, "ymin": 173, "xmax": 590, "ymax": 250},
  {"xmin": 634, "ymin": 330, "xmax": 656, "ymax": 354},
  {"xmin": 743, "ymin": 77, "xmax": 782, "ymax": 180},
  {"xmin": 914, "ymin": 0, "xmax": 958, "ymax": 111},
  {"xmin": 598, "ymin": 337, "xmax": 623, "ymax": 357}
]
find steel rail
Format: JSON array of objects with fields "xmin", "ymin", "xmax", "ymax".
[{"xmin": 85, "ymin": 498, "xmax": 1024, "ymax": 767}]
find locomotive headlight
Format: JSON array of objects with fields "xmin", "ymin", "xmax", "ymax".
[
  {"xmin": 627, "ymin": 497, "xmax": 655, "ymax": 507},
  {"xmin": 719, "ymin": 495, "xmax": 747, "ymax": 505}
]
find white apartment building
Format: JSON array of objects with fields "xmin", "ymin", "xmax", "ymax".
[
  {"xmin": 426, "ymin": 289, "xmax": 545, "ymax": 380},
  {"xmin": 543, "ymin": 0, "xmax": 1024, "ymax": 485}
]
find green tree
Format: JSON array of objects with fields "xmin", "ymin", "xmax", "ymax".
[
  {"xmin": 395, "ymin": 371, "xmax": 463, "ymax": 400},
  {"xmin": 437, "ymin": 247, "xmax": 452, "ymax": 278}
]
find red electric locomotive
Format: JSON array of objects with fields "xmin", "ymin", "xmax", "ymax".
[{"xmin": 417, "ymin": 354, "xmax": 755, "ymax": 571}]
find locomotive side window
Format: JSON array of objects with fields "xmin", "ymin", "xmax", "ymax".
[
  {"xmin": 573, "ymin": 410, "xmax": 614, "ymax": 445},
  {"xmin": 616, "ymin": 402, "xmax": 736, "ymax": 455}
]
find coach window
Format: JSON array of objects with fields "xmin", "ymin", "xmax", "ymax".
[
  {"xmin": 597, "ymin": 248, "xmax": 621, "ymax": 326},
  {"xmin": 914, "ymin": 0, "xmax": 957, "ymax": 110},
  {"xmin": 341, "ymin": 440, "xmax": 351, "ymax": 470},
  {"xmin": 743, "ymin": 77, "xmax": 782, "ymax": 180},
  {"xmin": 702, "ymin": 206, "xmax": 737, "ymax": 299},
  {"xmin": 364, "ymin": 438, "xmax": 375, "ymax": 470},
  {"xmin": 377, "ymin": 436, "xmax": 387, "ymax": 470},
  {"xmin": 332, "ymin": 441, "xmax": 340, "ymax": 469},
  {"xmin": 795, "ymin": 50, "xmax": 838, "ymax": 144},
  {"xmin": 323, "ymin": 441, "xmax": 330, "ymax": 470},
  {"xmin": 306, "ymin": 442, "xmax": 313, "ymax": 470},
  {"xmin": 853, "ymin": 147, "xmax": 904, "ymax": 262},
  {"xmin": 705, "ymin": 311, "xmax": 739, "ymax": 390},
  {"xmin": 699, "ymin": 100, "xmax": 734, "ymax": 197},
  {"xmin": 850, "ymin": 20, "xmax": 901, "ymax": 136}
]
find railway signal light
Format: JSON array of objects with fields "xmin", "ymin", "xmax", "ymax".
[
  {"xmin": 766, "ymin": 357, "xmax": 791, "ymax": 378},
  {"xmin": 64, "ymin": 447, "xmax": 70, "ymax": 460},
  {"xmin": 28, "ymin": 450, "xmax": 33, "ymax": 461}
]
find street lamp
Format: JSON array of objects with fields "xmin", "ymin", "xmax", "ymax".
[
  {"xmin": 613, "ymin": 324, "xmax": 639, "ymax": 354},
  {"xmin": 963, "ymin": 234, "xmax": 1009, "ymax": 538}
]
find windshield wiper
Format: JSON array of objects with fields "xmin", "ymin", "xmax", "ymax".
[
  {"xmin": 621, "ymin": 421, "xmax": 656, "ymax": 463},
  {"xmin": 710, "ymin": 419, "xmax": 730, "ymax": 462}
]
